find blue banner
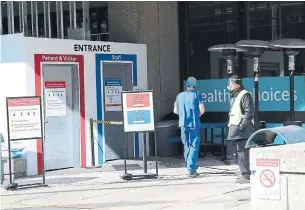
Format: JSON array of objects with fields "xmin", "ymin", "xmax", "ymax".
[
  {"xmin": 127, "ymin": 110, "xmax": 151, "ymax": 124},
  {"xmin": 192, "ymin": 76, "xmax": 305, "ymax": 112}
]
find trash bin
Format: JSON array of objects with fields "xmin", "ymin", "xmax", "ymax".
[
  {"xmin": 154, "ymin": 120, "xmax": 180, "ymax": 157},
  {"xmin": 245, "ymin": 125, "xmax": 305, "ymax": 149}
]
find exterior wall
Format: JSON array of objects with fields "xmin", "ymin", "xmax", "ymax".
[
  {"xmin": 108, "ymin": 1, "xmax": 180, "ymax": 120},
  {"xmin": 0, "ymin": 34, "xmax": 148, "ymax": 175}
]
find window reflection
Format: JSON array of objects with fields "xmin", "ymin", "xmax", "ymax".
[
  {"xmin": 1, "ymin": 2, "xmax": 109, "ymax": 41},
  {"xmin": 182, "ymin": 1, "xmax": 305, "ymax": 79}
]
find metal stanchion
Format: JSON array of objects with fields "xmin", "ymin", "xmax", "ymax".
[
  {"xmin": 89, "ymin": 119, "xmax": 158, "ymax": 180},
  {"xmin": 270, "ymin": 38, "xmax": 305, "ymax": 127}
]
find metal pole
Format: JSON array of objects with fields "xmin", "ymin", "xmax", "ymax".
[
  {"xmin": 5, "ymin": 99, "xmax": 13, "ymax": 184},
  {"xmin": 253, "ymin": 57, "xmax": 260, "ymax": 131},
  {"xmin": 290, "ymin": 72, "xmax": 295, "ymax": 121},
  {"xmin": 43, "ymin": 1, "xmax": 51, "ymax": 38},
  {"xmin": 40, "ymin": 94, "xmax": 46, "ymax": 185},
  {"xmin": 31, "ymin": 1, "xmax": 34, "ymax": 36},
  {"xmin": 154, "ymin": 131, "xmax": 159, "ymax": 176},
  {"xmin": 18, "ymin": 2, "xmax": 22, "ymax": 33},
  {"xmin": 56, "ymin": 1, "xmax": 64, "ymax": 39},
  {"xmin": 0, "ymin": 1, "xmax": 2, "ymax": 35},
  {"xmin": 124, "ymin": 133, "xmax": 127, "ymax": 174},
  {"xmin": 21, "ymin": 1, "xmax": 28, "ymax": 36},
  {"xmin": 10, "ymin": 1, "xmax": 15, "ymax": 34},
  {"xmin": 34, "ymin": 1, "xmax": 39, "ymax": 37},
  {"xmin": 82, "ymin": 1, "xmax": 90, "ymax": 40},
  {"xmin": 7, "ymin": 1, "xmax": 12, "ymax": 34},
  {"xmin": 288, "ymin": 55, "xmax": 295, "ymax": 121},
  {"xmin": 69, "ymin": 1, "xmax": 76, "ymax": 29},
  {"xmin": 41, "ymin": 133, "xmax": 46, "ymax": 184},
  {"xmin": 90, "ymin": 119, "xmax": 95, "ymax": 166},
  {"xmin": 7, "ymin": 140, "xmax": 13, "ymax": 184},
  {"xmin": 143, "ymin": 132, "xmax": 147, "ymax": 174}
]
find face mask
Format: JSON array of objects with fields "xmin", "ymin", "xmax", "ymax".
[{"xmin": 227, "ymin": 81, "xmax": 234, "ymax": 92}]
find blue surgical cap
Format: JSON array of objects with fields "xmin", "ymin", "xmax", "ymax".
[{"xmin": 186, "ymin": 76, "xmax": 197, "ymax": 87}]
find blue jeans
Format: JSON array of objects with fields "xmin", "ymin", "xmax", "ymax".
[{"xmin": 181, "ymin": 126, "xmax": 201, "ymax": 174}]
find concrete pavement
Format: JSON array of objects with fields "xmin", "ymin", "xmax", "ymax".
[{"xmin": 1, "ymin": 156, "xmax": 251, "ymax": 210}]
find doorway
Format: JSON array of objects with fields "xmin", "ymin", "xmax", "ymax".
[
  {"xmin": 42, "ymin": 64, "xmax": 80, "ymax": 171},
  {"xmin": 102, "ymin": 62, "xmax": 133, "ymax": 161}
]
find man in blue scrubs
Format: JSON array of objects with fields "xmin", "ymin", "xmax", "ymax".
[{"xmin": 174, "ymin": 77, "xmax": 205, "ymax": 177}]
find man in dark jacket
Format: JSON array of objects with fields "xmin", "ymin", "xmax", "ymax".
[{"xmin": 227, "ymin": 75, "xmax": 254, "ymax": 184}]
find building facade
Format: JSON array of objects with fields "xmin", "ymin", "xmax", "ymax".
[{"xmin": 1, "ymin": 1, "xmax": 305, "ymax": 121}]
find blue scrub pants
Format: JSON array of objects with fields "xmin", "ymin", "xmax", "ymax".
[{"xmin": 180, "ymin": 126, "xmax": 201, "ymax": 174}]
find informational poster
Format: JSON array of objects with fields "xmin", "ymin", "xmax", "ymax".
[
  {"xmin": 6, "ymin": 97, "xmax": 42, "ymax": 140},
  {"xmin": 104, "ymin": 79, "xmax": 123, "ymax": 112},
  {"xmin": 255, "ymin": 158, "xmax": 281, "ymax": 200},
  {"xmin": 122, "ymin": 91, "xmax": 155, "ymax": 132},
  {"xmin": 44, "ymin": 81, "xmax": 67, "ymax": 117}
]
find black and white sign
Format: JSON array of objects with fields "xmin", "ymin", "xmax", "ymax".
[
  {"xmin": 44, "ymin": 81, "xmax": 67, "ymax": 117},
  {"xmin": 104, "ymin": 79, "xmax": 123, "ymax": 112}
]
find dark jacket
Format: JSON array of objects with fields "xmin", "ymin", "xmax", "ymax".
[{"xmin": 227, "ymin": 87, "xmax": 254, "ymax": 141}]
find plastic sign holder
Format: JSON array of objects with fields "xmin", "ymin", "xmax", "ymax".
[
  {"xmin": 5, "ymin": 96, "xmax": 47, "ymax": 190},
  {"xmin": 121, "ymin": 90, "xmax": 158, "ymax": 180}
]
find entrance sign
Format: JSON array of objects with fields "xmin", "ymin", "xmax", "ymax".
[
  {"xmin": 255, "ymin": 158, "xmax": 280, "ymax": 200},
  {"xmin": 122, "ymin": 91, "xmax": 155, "ymax": 132},
  {"xmin": 104, "ymin": 79, "xmax": 123, "ymax": 111},
  {"xmin": 6, "ymin": 96, "xmax": 43, "ymax": 140},
  {"xmin": 44, "ymin": 81, "xmax": 67, "ymax": 117}
]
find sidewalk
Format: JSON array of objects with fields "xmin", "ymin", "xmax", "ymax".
[{"xmin": 1, "ymin": 156, "xmax": 251, "ymax": 210}]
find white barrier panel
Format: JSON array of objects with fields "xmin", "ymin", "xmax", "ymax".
[{"xmin": 250, "ymin": 143, "xmax": 305, "ymax": 210}]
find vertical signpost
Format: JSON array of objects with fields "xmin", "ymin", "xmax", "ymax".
[
  {"xmin": 121, "ymin": 90, "xmax": 158, "ymax": 180},
  {"xmin": 5, "ymin": 96, "xmax": 46, "ymax": 190}
]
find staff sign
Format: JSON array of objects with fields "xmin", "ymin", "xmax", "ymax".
[{"xmin": 122, "ymin": 90, "xmax": 155, "ymax": 132}]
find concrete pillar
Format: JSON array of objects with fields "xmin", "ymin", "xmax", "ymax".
[{"xmin": 108, "ymin": 1, "xmax": 180, "ymax": 120}]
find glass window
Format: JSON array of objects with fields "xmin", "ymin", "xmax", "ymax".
[
  {"xmin": 90, "ymin": 6, "xmax": 108, "ymax": 41},
  {"xmin": 181, "ymin": 1, "xmax": 305, "ymax": 80}
]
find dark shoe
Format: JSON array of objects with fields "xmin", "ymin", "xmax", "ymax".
[
  {"xmin": 188, "ymin": 172, "xmax": 199, "ymax": 178},
  {"xmin": 235, "ymin": 178, "xmax": 250, "ymax": 184},
  {"xmin": 224, "ymin": 160, "xmax": 232, "ymax": 165}
]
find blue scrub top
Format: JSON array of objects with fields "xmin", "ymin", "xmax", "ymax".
[{"xmin": 175, "ymin": 90, "xmax": 203, "ymax": 128}]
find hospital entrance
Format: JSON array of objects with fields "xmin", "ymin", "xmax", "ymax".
[
  {"xmin": 101, "ymin": 62, "xmax": 133, "ymax": 161},
  {"xmin": 42, "ymin": 64, "xmax": 81, "ymax": 171}
]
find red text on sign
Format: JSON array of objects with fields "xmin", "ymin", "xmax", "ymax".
[{"xmin": 126, "ymin": 93, "xmax": 150, "ymax": 108}]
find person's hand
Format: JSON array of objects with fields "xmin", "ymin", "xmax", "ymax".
[{"xmin": 239, "ymin": 124, "xmax": 245, "ymax": 131}]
